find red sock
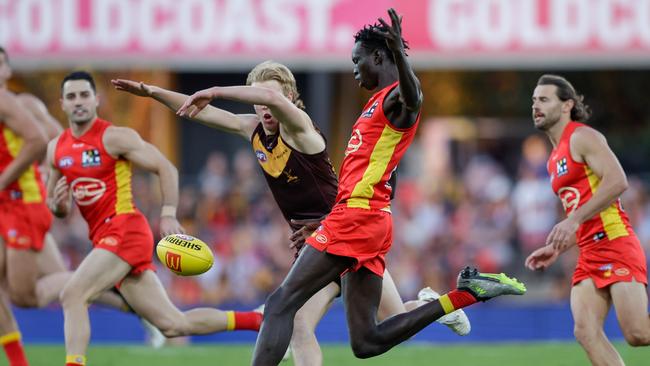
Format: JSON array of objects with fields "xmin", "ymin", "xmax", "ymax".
[
  {"xmin": 225, "ymin": 311, "xmax": 263, "ymax": 331},
  {"xmin": 1, "ymin": 331, "xmax": 29, "ymax": 366},
  {"xmin": 438, "ymin": 290, "xmax": 478, "ymax": 314}
]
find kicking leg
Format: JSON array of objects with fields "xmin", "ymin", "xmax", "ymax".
[
  {"xmin": 571, "ymin": 279, "xmax": 624, "ymax": 366},
  {"xmin": 252, "ymin": 246, "xmax": 353, "ymax": 366},
  {"xmin": 611, "ymin": 280, "xmax": 650, "ymax": 346},
  {"xmin": 344, "ymin": 266, "xmax": 524, "ymax": 358},
  {"xmin": 119, "ymin": 270, "xmax": 261, "ymax": 337},
  {"xmin": 290, "ymin": 281, "xmax": 340, "ymax": 366}
]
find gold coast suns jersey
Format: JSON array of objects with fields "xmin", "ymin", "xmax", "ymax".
[
  {"xmin": 54, "ymin": 118, "xmax": 137, "ymax": 238},
  {"xmin": 336, "ymin": 82, "xmax": 420, "ymax": 211},
  {"xmin": 547, "ymin": 121, "xmax": 635, "ymax": 247},
  {"xmin": 251, "ymin": 123, "xmax": 337, "ymax": 229},
  {"xmin": 0, "ymin": 121, "xmax": 46, "ymax": 203}
]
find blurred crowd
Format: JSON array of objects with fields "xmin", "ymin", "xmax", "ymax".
[{"xmin": 49, "ymin": 129, "xmax": 650, "ymax": 309}]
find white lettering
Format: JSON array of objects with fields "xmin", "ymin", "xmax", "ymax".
[
  {"xmin": 637, "ymin": 0, "xmax": 650, "ymax": 46},
  {"xmin": 550, "ymin": 0, "xmax": 590, "ymax": 47},
  {"xmin": 260, "ymin": 0, "xmax": 300, "ymax": 50},
  {"xmin": 17, "ymin": 0, "xmax": 53, "ymax": 50},
  {"xmin": 220, "ymin": 0, "xmax": 257, "ymax": 50},
  {"xmin": 304, "ymin": 0, "xmax": 338, "ymax": 50},
  {"xmin": 518, "ymin": 0, "xmax": 548, "ymax": 48},
  {"xmin": 475, "ymin": 0, "xmax": 513, "ymax": 48},
  {"xmin": 178, "ymin": 0, "xmax": 215, "ymax": 50},
  {"xmin": 0, "ymin": 0, "xmax": 10, "ymax": 46},
  {"xmin": 597, "ymin": 0, "xmax": 634, "ymax": 48},
  {"xmin": 429, "ymin": 0, "xmax": 473, "ymax": 49},
  {"xmin": 61, "ymin": 0, "xmax": 87, "ymax": 49},
  {"xmin": 94, "ymin": 0, "xmax": 131, "ymax": 49},
  {"xmin": 139, "ymin": 0, "xmax": 174, "ymax": 51}
]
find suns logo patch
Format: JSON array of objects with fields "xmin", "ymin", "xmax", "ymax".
[
  {"xmin": 556, "ymin": 157, "xmax": 568, "ymax": 177},
  {"xmin": 361, "ymin": 101, "xmax": 378, "ymax": 118},
  {"xmin": 82, "ymin": 149, "xmax": 101, "ymax": 167}
]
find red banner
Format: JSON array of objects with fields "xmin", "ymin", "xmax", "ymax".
[{"xmin": 2, "ymin": 0, "xmax": 649, "ymax": 69}]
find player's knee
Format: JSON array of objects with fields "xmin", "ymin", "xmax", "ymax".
[
  {"xmin": 265, "ymin": 287, "xmax": 294, "ymax": 317},
  {"xmin": 152, "ymin": 316, "xmax": 187, "ymax": 337},
  {"xmin": 623, "ymin": 328, "xmax": 650, "ymax": 347},
  {"xmin": 9, "ymin": 289, "xmax": 38, "ymax": 308},
  {"xmin": 59, "ymin": 283, "xmax": 85, "ymax": 308},
  {"xmin": 573, "ymin": 323, "xmax": 598, "ymax": 346},
  {"xmin": 350, "ymin": 339, "xmax": 381, "ymax": 359}
]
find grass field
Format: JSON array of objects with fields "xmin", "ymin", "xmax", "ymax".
[{"xmin": 18, "ymin": 342, "xmax": 650, "ymax": 366}]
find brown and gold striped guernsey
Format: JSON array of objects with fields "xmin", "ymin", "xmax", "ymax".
[{"xmin": 250, "ymin": 123, "xmax": 338, "ymax": 230}]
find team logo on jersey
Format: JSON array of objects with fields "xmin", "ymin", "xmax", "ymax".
[
  {"xmin": 345, "ymin": 129, "xmax": 362, "ymax": 156},
  {"xmin": 98, "ymin": 236, "xmax": 119, "ymax": 247},
  {"xmin": 82, "ymin": 149, "xmax": 101, "ymax": 167},
  {"xmin": 70, "ymin": 177, "xmax": 107, "ymax": 206},
  {"xmin": 615, "ymin": 267, "xmax": 630, "ymax": 276},
  {"xmin": 58, "ymin": 156, "xmax": 74, "ymax": 168},
  {"xmin": 255, "ymin": 150, "xmax": 268, "ymax": 162},
  {"xmin": 361, "ymin": 101, "xmax": 378, "ymax": 118},
  {"xmin": 556, "ymin": 157, "xmax": 568, "ymax": 177},
  {"xmin": 558, "ymin": 186, "xmax": 580, "ymax": 213}
]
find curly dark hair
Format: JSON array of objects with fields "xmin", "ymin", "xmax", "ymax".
[
  {"xmin": 537, "ymin": 74, "xmax": 592, "ymax": 122},
  {"xmin": 353, "ymin": 23, "xmax": 409, "ymax": 62}
]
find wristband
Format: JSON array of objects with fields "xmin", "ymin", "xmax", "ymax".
[{"xmin": 161, "ymin": 205, "xmax": 177, "ymax": 218}]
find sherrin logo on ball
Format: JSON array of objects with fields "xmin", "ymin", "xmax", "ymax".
[{"xmin": 156, "ymin": 234, "xmax": 214, "ymax": 276}]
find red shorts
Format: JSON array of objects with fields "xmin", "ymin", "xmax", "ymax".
[
  {"xmin": 573, "ymin": 235, "xmax": 648, "ymax": 288},
  {"xmin": 92, "ymin": 213, "xmax": 155, "ymax": 276},
  {"xmin": 305, "ymin": 206, "xmax": 392, "ymax": 277},
  {"xmin": 0, "ymin": 201, "xmax": 52, "ymax": 251}
]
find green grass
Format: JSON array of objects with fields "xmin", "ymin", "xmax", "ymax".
[{"xmin": 17, "ymin": 342, "xmax": 650, "ymax": 366}]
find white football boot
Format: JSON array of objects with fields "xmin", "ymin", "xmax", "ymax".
[
  {"xmin": 141, "ymin": 317, "xmax": 166, "ymax": 349},
  {"xmin": 418, "ymin": 287, "xmax": 471, "ymax": 336}
]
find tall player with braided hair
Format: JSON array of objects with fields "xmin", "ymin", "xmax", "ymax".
[
  {"xmin": 244, "ymin": 9, "xmax": 525, "ymax": 365},
  {"xmin": 115, "ymin": 56, "xmax": 470, "ymax": 365},
  {"xmin": 526, "ymin": 75, "xmax": 650, "ymax": 365}
]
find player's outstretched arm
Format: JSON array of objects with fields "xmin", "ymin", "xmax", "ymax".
[
  {"xmin": 374, "ymin": 8, "xmax": 422, "ymax": 127},
  {"xmin": 0, "ymin": 89, "xmax": 48, "ymax": 191},
  {"xmin": 45, "ymin": 137, "xmax": 72, "ymax": 218},
  {"xmin": 103, "ymin": 126, "xmax": 185, "ymax": 236},
  {"xmin": 111, "ymin": 79, "xmax": 258, "ymax": 139},
  {"xmin": 177, "ymin": 85, "xmax": 325, "ymax": 153},
  {"xmin": 546, "ymin": 127, "xmax": 628, "ymax": 251}
]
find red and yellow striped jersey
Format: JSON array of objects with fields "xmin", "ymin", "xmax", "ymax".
[
  {"xmin": 54, "ymin": 118, "xmax": 136, "ymax": 238},
  {"xmin": 547, "ymin": 121, "xmax": 634, "ymax": 247},
  {"xmin": 0, "ymin": 122, "xmax": 46, "ymax": 203},
  {"xmin": 336, "ymin": 82, "xmax": 420, "ymax": 211}
]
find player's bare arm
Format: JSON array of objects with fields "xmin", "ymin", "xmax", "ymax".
[
  {"xmin": 103, "ymin": 126, "xmax": 185, "ymax": 236},
  {"xmin": 375, "ymin": 8, "xmax": 422, "ymax": 129},
  {"xmin": 0, "ymin": 89, "xmax": 48, "ymax": 190},
  {"xmin": 16, "ymin": 93, "xmax": 63, "ymax": 140},
  {"xmin": 111, "ymin": 79, "xmax": 258, "ymax": 138},
  {"xmin": 546, "ymin": 126, "xmax": 628, "ymax": 251},
  {"xmin": 178, "ymin": 86, "xmax": 325, "ymax": 153},
  {"xmin": 45, "ymin": 136, "xmax": 71, "ymax": 218}
]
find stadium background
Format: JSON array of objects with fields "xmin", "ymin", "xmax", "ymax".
[{"xmin": 3, "ymin": 0, "xmax": 650, "ymax": 363}]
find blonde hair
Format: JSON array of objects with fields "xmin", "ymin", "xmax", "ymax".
[{"xmin": 246, "ymin": 61, "xmax": 305, "ymax": 110}]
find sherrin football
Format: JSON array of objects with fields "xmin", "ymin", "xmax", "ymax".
[{"xmin": 156, "ymin": 234, "xmax": 214, "ymax": 276}]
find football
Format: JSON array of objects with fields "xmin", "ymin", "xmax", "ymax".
[{"xmin": 156, "ymin": 234, "xmax": 214, "ymax": 276}]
